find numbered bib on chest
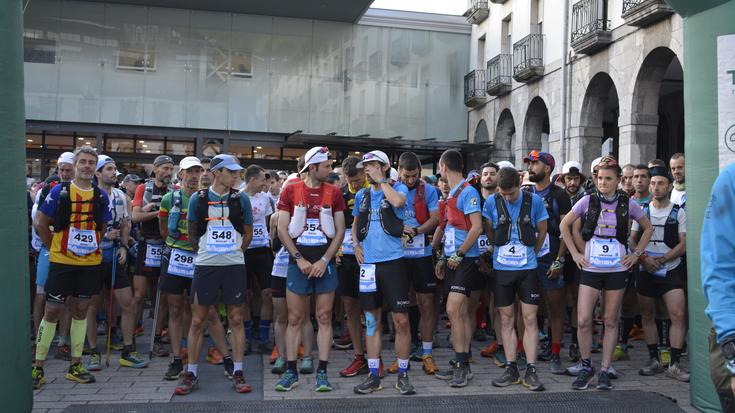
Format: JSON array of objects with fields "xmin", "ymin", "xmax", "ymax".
[
  {"xmin": 477, "ymin": 235, "xmax": 491, "ymax": 254},
  {"xmin": 497, "ymin": 242, "xmax": 527, "ymax": 267},
  {"xmin": 359, "ymin": 264, "xmax": 377, "ymax": 293},
  {"xmin": 537, "ymin": 233, "xmax": 551, "ymax": 258},
  {"xmin": 271, "ymin": 248, "xmax": 289, "ymax": 278},
  {"xmin": 589, "ymin": 238, "xmax": 622, "ymax": 268},
  {"xmin": 342, "ymin": 229, "xmax": 354, "ymax": 255},
  {"xmin": 207, "ymin": 225, "xmax": 238, "ymax": 254},
  {"xmin": 403, "ymin": 233, "xmax": 425, "ymax": 258},
  {"xmin": 144, "ymin": 243, "xmax": 164, "ymax": 267},
  {"xmin": 296, "ymin": 218, "xmax": 328, "ymax": 246},
  {"xmin": 249, "ymin": 223, "xmax": 269, "ymax": 249},
  {"xmin": 167, "ymin": 248, "xmax": 195, "ymax": 278},
  {"xmin": 640, "ymin": 251, "xmax": 667, "ymax": 277},
  {"xmin": 443, "ymin": 228, "xmax": 456, "ymax": 256},
  {"xmin": 68, "ymin": 227, "xmax": 98, "ymax": 256}
]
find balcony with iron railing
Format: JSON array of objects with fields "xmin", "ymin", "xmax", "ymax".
[
  {"xmin": 621, "ymin": 0, "xmax": 674, "ymax": 27},
  {"xmin": 486, "ymin": 54, "xmax": 512, "ymax": 96},
  {"xmin": 489, "ymin": 0, "xmax": 508, "ymax": 3},
  {"xmin": 512, "ymin": 34, "xmax": 544, "ymax": 83},
  {"xmin": 464, "ymin": 0, "xmax": 489, "ymax": 24},
  {"xmin": 464, "ymin": 69, "xmax": 487, "ymax": 107},
  {"xmin": 571, "ymin": 0, "xmax": 612, "ymax": 55}
]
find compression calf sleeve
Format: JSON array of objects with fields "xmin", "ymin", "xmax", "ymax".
[
  {"xmin": 35, "ymin": 319, "xmax": 58, "ymax": 361},
  {"xmin": 70, "ymin": 318, "xmax": 87, "ymax": 358}
]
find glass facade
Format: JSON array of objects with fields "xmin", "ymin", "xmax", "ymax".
[{"xmin": 23, "ymin": 0, "xmax": 469, "ymax": 142}]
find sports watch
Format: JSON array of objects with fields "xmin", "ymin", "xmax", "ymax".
[{"xmin": 292, "ymin": 252, "xmax": 303, "ymax": 260}]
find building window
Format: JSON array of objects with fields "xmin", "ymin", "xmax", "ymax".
[
  {"xmin": 116, "ymin": 46, "xmax": 156, "ymax": 72},
  {"xmin": 24, "ymin": 37, "xmax": 55, "ymax": 64},
  {"xmin": 166, "ymin": 140, "xmax": 195, "ymax": 156}
]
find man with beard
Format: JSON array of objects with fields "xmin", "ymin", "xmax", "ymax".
[
  {"xmin": 395, "ymin": 152, "xmax": 440, "ymax": 375},
  {"xmin": 561, "ymin": 162, "xmax": 585, "ymax": 204},
  {"xmin": 85, "ymin": 155, "xmax": 146, "ymax": 371},
  {"xmin": 33, "ymin": 146, "xmax": 111, "ymax": 388},
  {"xmin": 669, "ymin": 153, "xmax": 686, "ymax": 208},
  {"xmin": 524, "ymin": 151, "xmax": 571, "ymax": 375},
  {"xmin": 132, "ymin": 155, "xmax": 174, "ymax": 357}
]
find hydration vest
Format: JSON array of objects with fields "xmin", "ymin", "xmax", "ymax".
[
  {"xmin": 537, "ymin": 185, "xmax": 567, "ymax": 238},
  {"xmin": 355, "ymin": 187, "xmax": 404, "ymax": 241},
  {"xmin": 412, "ymin": 181, "xmax": 430, "ymax": 225},
  {"xmin": 581, "ymin": 192, "xmax": 629, "ymax": 246},
  {"xmin": 644, "ymin": 204, "xmax": 681, "ymax": 249},
  {"xmin": 141, "ymin": 180, "xmax": 173, "ymax": 237},
  {"xmin": 493, "ymin": 191, "xmax": 536, "ymax": 247},
  {"xmin": 53, "ymin": 182, "xmax": 107, "ymax": 232},
  {"xmin": 194, "ymin": 189, "xmax": 245, "ymax": 238},
  {"xmin": 286, "ymin": 181, "xmax": 336, "ymax": 239},
  {"xmin": 443, "ymin": 182, "xmax": 471, "ymax": 231}
]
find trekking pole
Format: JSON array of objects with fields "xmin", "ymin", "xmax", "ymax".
[
  {"xmin": 105, "ymin": 241, "xmax": 118, "ymax": 368},
  {"xmin": 148, "ymin": 282, "xmax": 162, "ymax": 360}
]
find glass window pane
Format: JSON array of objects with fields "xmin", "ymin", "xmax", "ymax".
[
  {"xmin": 45, "ymin": 134, "xmax": 74, "ymax": 151},
  {"xmin": 105, "ymin": 137, "xmax": 135, "ymax": 153},
  {"xmin": 166, "ymin": 140, "xmax": 195, "ymax": 156},
  {"xmin": 24, "ymin": 0, "xmax": 60, "ymax": 121},
  {"xmin": 137, "ymin": 137, "xmax": 164, "ymax": 154},
  {"xmin": 26, "ymin": 134, "xmax": 43, "ymax": 150}
]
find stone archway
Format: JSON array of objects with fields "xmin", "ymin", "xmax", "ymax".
[
  {"xmin": 466, "ymin": 119, "xmax": 492, "ymax": 170},
  {"xmin": 570, "ymin": 72, "xmax": 620, "ymax": 172},
  {"xmin": 493, "ymin": 109, "xmax": 516, "ymax": 166},
  {"xmin": 623, "ymin": 47, "xmax": 684, "ymax": 164},
  {"xmin": 522, "ymin": 96, "xmax": 550, "ymax": 156}
]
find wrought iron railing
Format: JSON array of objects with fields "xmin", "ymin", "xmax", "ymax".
[
  {"xmin": 571, "ymin": 0, "xmax": 609, "ymax": 43},
  {"xmin": 622, "ymin": 0, "xmax": 646, "ymax": 14},
  {"xmin": 464, "ymin": 70, "xmax": 486, "ymax": 103},
  {"xmin": 468, "ymin": 0, "xmax": 489, "ymax": 12},
  {"xmin": 513, "ymin": 34, "xmax": 543, "ymax": 75},
  {"xmin": 486, "ymin": 54, "xmax": 512, "ymax": 91}
]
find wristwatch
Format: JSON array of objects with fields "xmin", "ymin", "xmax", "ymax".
[
  {"xmin": 633, "ymin": 249, "xmax": 644, "ymax": 257},
  {"xmin": 292, "ymin": 252, "xmax": 303, "ymax": 260},
  {"xmin": 456, "ymin": 250, "xmax": 465, "ymax": 258}
]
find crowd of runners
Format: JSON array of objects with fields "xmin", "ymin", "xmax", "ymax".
[{"xmin": 26, "ymin": 144, "xmax": 690, "ymax": 396}]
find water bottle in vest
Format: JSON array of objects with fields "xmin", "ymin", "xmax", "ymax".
[
  {"xmin": 168, "ymin": 191, "xmax": 181, "ymax": 238},
  {"xmin": 319, "ymin": 204, "xmax": 336, "ymax": 238},
  {"xmin": 288, "ymin": 203, "xmax": 308, "ymax": 238}
]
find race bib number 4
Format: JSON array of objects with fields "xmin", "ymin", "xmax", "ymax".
[
  {"xmin": 144, "ymin": 243, "xmax": 164, "ymax": 267},
  {"xmin": 296, "ymin": 218, "xmax": 328, "ymax": 246},
  {"xmin": 359, "ymin": 264, "xmax": 377, "ymax": 293},
  {"xmin": 68, "ymin": 227, "xmax": 98, "ymax": 256},
  {"xmin": 589, "ymin": 238, "xmax": 622, "ymax": 268},
  {"xmin": 207, "ymin": 225, "xmax": 238, "ymax": 254},
  {"xmin": 403, "ymin": 233, "xmax": 425, "ymax": 258},
  {"xmin": 249, "ymin": 223, "xmax": 268, "ymax": 248},
  {"xmin": 497, "ymin": 242, "xmax": 527, "ymax": 267},
  {"xmin": 167, "ymin": 248, "xmax": 195, "ymax": 278}
]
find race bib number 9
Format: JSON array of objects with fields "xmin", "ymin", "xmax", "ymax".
[
  {"xmin": 167, "ymin": 248, "xmax": 195, "ymax": 278},
  {"xmin": 144, "ymin": 243, "xmax": 164, "ymax": 267},
  {"xmin": 359, "ymin": 264, "xmax": 377, "ymax": 293},
  {"xmin": 207, "ymin": 225, "xmax": 238, "ymax": 254},
  {"xmin": 497, "ymin": 242, "xmax": 527, "ymax": 267},
  {"xmin": 68, "ymin": 227, "xmax": 98, "ymax": 256},
  {"xmin": 589, "ymin": 238, "xmax": 622, "ymax": 268}
]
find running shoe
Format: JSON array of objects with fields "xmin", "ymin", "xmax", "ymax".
[
  {"xmin": 354, "ymin": 373, "xmax": 382, "ymax": 394},
  {"xmin": 232, "ymin": 370, "xmax": 252, "ymax": 393},
  {"xmin": 207, "ymin": 347, "xmax": 224, "ymax": 365},
  {"xmin": 659, "ymin": 347, "xmax": 671, "ymax": 367},
  {"xmin": 119, "ymin": 351, "xmax": 149, "ymax": 368},
  {"xmin": 537, "ymin": 345, "xmax": 552, "ymax": 362},
  {"xmin": 549, "ymin": 354, "xmax": 565, "ymax": 375},
  {"xmin": 175, "ymin": 372, "xmax": 198, "ymax": 395},
  {"xmin": 299, "ymin": 357, "xmax": 314, "ymax": 374},
  {"xmin": 55, "ymin": 344, "xmax": 71, "ymax": 361},
  {"xmin": 339, "ymin": 356, "xmax": 368, "ymax": 377},
  {"xmin": 86, "ymin": 353, "xmax": 102, "ymax": 372},
  {"xmin": 596, "ymin": 370, "xmax": 612, "ymax": 390},
  {"xmin": 271, "ymin": 357, "xmax": 286, "ymax": 375},
  {"xmin": 164, "ymin": 359, "xmax": 183, "ymax": 380},
  {"xmin": 449, "ymin": 362, "xmax": 470, "ymax": 388},
  {"xmin": 270, "ymin": 346, "xmax": 279, "ymax": 364},
  {"xmin": 613, "ymin": 344, "xmax": 630, "ymax": 361},
  {"xmin": 65, "ymin": 363, "xmax": 95, "ymax": 384},
  {"xmin": 152, "ymin": 341, "xmax": 169, "ymax": 358},
  {"xmin": 395, "ymin": 371, "xmax": 416, "ymax": 395},
  {"xmin": 523, "ymin": 366, "xmax": 545, "ymax": 391},
  {"xmin": 665, "ymin": 362, "xmax": 690, "ymax": 382},
  {"xmin": 492, "ymin": 365, "xmax": 521, "ymax": 387},
  {"xmin": 517, "ymin": 353, "xmax": 528, "ymax": 370},
  {"xmin": 333, "ymin": 333, "xmax": 353, "ymax": 350},
  {"xmin": 639, "ymin": 358, "xmax": 664, "ymax": 376},
  {"xmin": 110, "ymin": 334, "xmax": 124, "ymax": 351},
  {"xmin": 223, "ymin": 357, "xmax": 234, "ymax": 379},
  {"xmin": 387, "ymin": 359, "xmax": 399, "ymax": 374},
  {"xmin": 315, "ymin": 371, "xmax": 332, "ymax": 392},
  {"xmin": 608, "ymin": 365, "xmax": 619, "ymax": 379},
  {"xmin": 566, "ymin": 361, "xmax": 584, "ymax": 376},
  {"xmin": 628, "ymin": 325, "xmax": 645, "ymax": 341},
  {"xmin": 32, "ymin": 366, "xmax": 45, "ymax": 390},
  {"xmin": 571, "ymin": 367, "xmax": 595, "ymax": 390},
  {"xmin": 422, "ymin": 355, "xmax": 439, "ymax": 375},
  {"xmin": 494, "ymin": 347, "xmax": 508, "ymax": 367},
  {"xmin": 410, "ymin": 343, "xmax": 423, "ymax": 362},
  {"xmin": 275, "ymin": 371, "xmax": 299, "ymax": 392},
  {"xmin": 568, "ymin": 343, "xmax": 580, "ymax": 362},
  {"xmin": 480, "ymin": 341, "xmax": 498, "ymax": 358}
]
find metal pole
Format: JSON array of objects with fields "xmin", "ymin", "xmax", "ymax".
[
  {"xmin": 148, "ymin": 286, "xmax": 162, "ymax": 360},
  {"xmin": 0, "ymin": 0, "xmax": 32, "ymax": 410},
  {"xmin": 105, "ymin": 244, "xmax": 118, "ymax": 367}
]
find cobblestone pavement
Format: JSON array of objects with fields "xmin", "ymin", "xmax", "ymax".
[{"xmin": 33, "ymin": 319, "xmax": 695, "ymax": 413}]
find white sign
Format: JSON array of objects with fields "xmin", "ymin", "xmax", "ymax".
[{"xmin": 718, "ymin": 34, "xmax": 735, "ymax": 171}]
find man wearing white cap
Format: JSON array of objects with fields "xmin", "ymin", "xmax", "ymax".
[
  {"xmin": 85, "ymin": 155, "xmax": 146, "ymax": 370},
  {"xmin": 561, "ymin": 161, "xmax": 585, "ymax": 204},
  {"xmin": 178, "ymin": 154, "xmax": 254, "ymax": 395},
  {"xmin": 275, "ymin": 146, "xmax": 346, "ymax": 393},
  {"xmin": 57, "ymin": 151, "xmax": 76, "ymax": 182}
]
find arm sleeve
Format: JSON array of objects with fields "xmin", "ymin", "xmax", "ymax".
[
  {"xmin": 701, "ymin": 167, "xmax": 735, "ymax": 343},
  {"xmin": 132, "ymin": 184, "xmax": 145, "ymax": 208},
  {"xmin": 241, "ymin": 195, "xmax": 254, "ymax": 225}
]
